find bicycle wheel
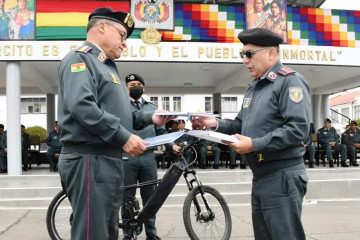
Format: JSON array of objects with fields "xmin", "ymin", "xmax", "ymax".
[
  {"xmin": 183, "ymin": 185, "xmax": 232, "ymax": 240},
  {"xmin": 46, "ymin": 190, "xmax": 72, "ymax": 240}
]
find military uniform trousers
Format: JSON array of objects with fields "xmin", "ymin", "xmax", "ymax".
[
  {"xmin": 305, "ymin": 145, "xmax": 315, "ymax": 163},
  {"xmin": 58, "ymin": 152, "xmax": 124, "ymax": 240},
  {"xmin": 347, "ymin": 145, "xmax": 359, "ymax": 163},
  {"xmin": 321, "ymin": 143, "xmax": 347, "ymax": 162},
  {"xmin": 251, "ymin": 163, "xmax": 309, "ymax": 240},
  {"xmin": 122, "ymin": 151, "xmax": 158, "ymax": 238},
  {"xmin": 199, "ymin": 146, "xmax": 220, "ymax": 166},
  {"xmin": 46, "ymin": 147, "xmax": 62, "ymax": 169}
]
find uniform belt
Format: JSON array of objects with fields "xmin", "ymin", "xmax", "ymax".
[{"xmin": 62, "ymin": 144, "xmax": 122, "ymax": 157}]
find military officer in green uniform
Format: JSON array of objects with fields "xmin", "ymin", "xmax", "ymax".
[
  {"xmin": 192, "ymin": 28, "xmax": 310, "ymax": 240},
  {"xmin": 57, "ymin": 8, "xmax": 173, "ymax": 240},
  {"xmin": 342, "ymin": 120, "xmax": 360, "ymax": 166},
  {"xmin": 317, "ymin": 118, "xmax": 349, "ymax": 167},
  {"xmin": 121, "ymin": 74, "xmax": 180, "ymax": 240}
]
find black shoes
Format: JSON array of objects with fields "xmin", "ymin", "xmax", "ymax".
[
  {"xmin": 309, "ymin": 162, "xmax": 314, "ymax": 168},
  {"xmin": 329, "ymin": 161, "xmax": 334, "ymax": 168},
  {"xmin": 146, "ymin": 236, "xmax": 161, "ymax": 240},
  {"xmin": 341, "ymin": 162, "xmax": 349, "ymax": 167},
  {"xmin": 22, "ymin": 166, "xmax": 28, "ymax": 171},
  {"xmin": 240, "ymin": 163, "xmax": 247, "ymax": 169},
  {"xmin": 213, "ymin": 164, "xmax": 219, "ymax": 169},
  {"xmin": 229, "ymin": 164, "xmax": 236, "ymax": 169},
  {"xmin": 0, "ymin": 169, "xmax": 7, "ymax": 173},
  {"xmin": 352, "ymin": 162, "xmax": 359, "ymax": 167}
]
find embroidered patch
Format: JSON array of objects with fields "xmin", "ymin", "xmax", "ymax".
[
  {"xmin": 268, "ymin": 71, "xmax": 276, "ymax": 80},
  {"xmin": 71, "ymin": 62, "xmax": 86, "ymax": 73},
  {"xmin": 109, "ymin": 73, "xmax": 120, "ymax": 85},
  {"xmin": 98, "ymin": 52, "xmax": 106, "ymax": 62},
  {"xmin": 289, "ymin": 86, "xmax": 303, "ymax": 103},
  {"xmin": 243, "ymin": 98, "xmax": 251, "ymax": 108}
]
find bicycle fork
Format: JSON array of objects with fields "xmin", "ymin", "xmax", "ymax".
[{"xmin": 184, "ymin": 170, "xmax": 215, "ymax": 222}]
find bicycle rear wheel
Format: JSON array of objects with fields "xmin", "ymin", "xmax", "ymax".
[
  {"xmin": 183, "ymin": 185, "xmax": 232, "ymax": 240},
  {"xmin": 46, "ymin": 190, "xmax": 72, "ymax": 240}
]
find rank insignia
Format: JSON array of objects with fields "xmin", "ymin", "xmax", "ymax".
[
  {"xmin": 268, "ymin": 71, "xmax": 276, "ymax": 80},
  {"xmin": 98, "ymin": 52, "xmax": 106, "ymax": 62},
  {"xmin": 243, "ymin": 98, "xmax": 251, "ymax": 108},
  {"xmin": 289, "ymin": 86, "xmax": 303, "ymax": 103},
  {"xmin": 257, "ymin": 153, "xmax": 264, "ymax": 162},
  {"xmin": 109, "ymin": 73, "xmax": 120, "ymax": 85},
  {"xmin": 71, "ymin": 62, "xmax": 86, "ymax": 73}
]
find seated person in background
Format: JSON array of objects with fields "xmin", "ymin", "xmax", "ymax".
[
  {"xmin": 304, "ymin": 122, "xmax": 315, "ymax": 168},
  {"xmin": 21, "ymin": 125, "xmax": 30, "ymax": 171},
  {"xmin": 226, "ymin": 146, "xmax": 246, "ymax": 169},
  {"xmin": 0, "ymin": 124, "xmax": 7, "ymax": 173},
  {"xmin": 199, "ymin": 139, "xmax": 220, "ymax": 169},
  {"xmin": 317, "ymin": 118, "xmax": 348, "ymax": 168},
  {"xmin": 46, "ymin": 122, "xmax": 62, "ymax": 172},
  {"xmin": 165, "ymin": 120, "xmax": 179, "ymax": 133},
  {"xmin": 341, "ymin": 120, "xmax": 360, "ymax": 167}
]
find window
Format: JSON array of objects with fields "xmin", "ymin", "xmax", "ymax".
[
  {"xmin": 341, "ymin": 107, "xmax": 349, "ymax": 123},
  {"xmin": 354, "ymin": 105, "xmax": 360, "ymax": 120},
  {"xmin": 21, "ymin": 98, "xmax": 46, "ymax": 114},
  {"xmin": 162, "ymin": 97, "xmax": 170, "ymax": 111},
  {"xmin": 330, "ymin": 109, "xmax": 338, "ymax": 122},
  {"xmin": 205, "ymin": 97, "xmax": 213, "ymax": 113},
  {"xmin": 150, "ymin": 97, "xmax": 158, "ymax": 107},
  {"xmin": 222, "ymin": 97, "xmax": 238, "ymax": 112},
  {"xmin": 173, "ymin": 97, "xmax": 181, "ymax": 111}
]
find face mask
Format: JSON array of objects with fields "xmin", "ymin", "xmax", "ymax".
[{"xmin": 129, "ymin": 86, "xmax": 144, "ymax": 100}]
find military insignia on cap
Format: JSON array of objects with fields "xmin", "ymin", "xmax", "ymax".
[
  {"xmin": 289, "ymin": 87, "xmax": 303, "ymax": 103},
  {"xmin": 109, "ymin": 73, "xmax": 121, "ymax": 85},
  {"xmin": 268, "ymin": 72, "xmax": 276, "ymax": 80},
  {"xmin": 129, "ymin": 74, "xmax": 135, "ymax": 80},
  {"xmin": 124, "ymin": 14, "xmax": 134, "ymax": 28},
  {"xmin": 98, "ymin": 52, "xmax": 106, "ymax": 62},
  {"xmin": 243, "ymin": 98, "xmax": 251, "ymax": 108}
]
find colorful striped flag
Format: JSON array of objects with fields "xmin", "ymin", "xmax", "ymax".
[{"xmin": 71, "ymin": 62, "xmax": 86, "ymax": 73}]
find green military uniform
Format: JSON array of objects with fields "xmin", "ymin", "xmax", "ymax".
[
  {"xmin": 57, "ymin": 42, "xmax": 153, "ymax": 240},
  {"xmin": 122, "ymin": 99, "xmax": 171, "ymax": 238},
  {"xmin": 217, "ymin": 61, "xmax": 310, "ymax": 240},
  {"xmin": 342, "ymin": 126, "xmax": 360, "ymax": 166},
  {"xmin": 317, "ymin": 126, "xmax": 347, "ymax": 165}
]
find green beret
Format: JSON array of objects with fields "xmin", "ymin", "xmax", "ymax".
[
  {"xmin": 89, "ymin": 7, "xmax": 135, "ymax": 37},
  {"xmin": 238, "ymin": 28, "xmax": 283, "ymax": 46},
  {"xmin": 125, "ymin": 74, "xmax": 145, "ymax": 86}
]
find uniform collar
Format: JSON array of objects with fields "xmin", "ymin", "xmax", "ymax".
[
  {"xmin": 262, "ymin": 60, "xmax": 283, "ymax": 83},
  {"xmin": 83, "ymin": 41, "xmax": 112, "ymax": 64}
]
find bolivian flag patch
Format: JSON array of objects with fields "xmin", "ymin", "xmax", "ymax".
[
  {"xmin": 289, "ymin": 86, "xmax": 303, "ymax": 103},
  {"xmin": 71, "ymin": 62, "xmax": 86, "ymax": 73}
]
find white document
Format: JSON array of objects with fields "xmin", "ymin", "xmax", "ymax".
[
  {"xmin": 154, "ymin": 112, "xmax": 220, "ymax": 118},
  {"xmin": 185, "ymin": 130, "xmax": 239, "ymax": 145},
  {"xmin": 144, "ymin": 131, "xmax": 185, "ymax": 148}
]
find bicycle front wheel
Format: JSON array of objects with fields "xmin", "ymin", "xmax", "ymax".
[
  {"xmin": 183, "ymin": 185, "xmax": 232, "ymax": 240},
  {"xmin": 46, "ymin": 190, "xmax": 72, "ymax": 240}
]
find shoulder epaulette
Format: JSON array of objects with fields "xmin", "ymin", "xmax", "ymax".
[
  {"xmin": 75, "ymin": 45, "xmax": 92, "ymax": 53},
  {"xmin": 277, "ymin": 67, "xmax": 295, "ymax": 76}
]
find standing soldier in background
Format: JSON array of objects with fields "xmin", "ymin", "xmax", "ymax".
[
  {"xmin": 57, "ymin": 7, "xmax": 173, "ymax": 240},
  {"xmin": 122, "ymin": 74, "xmax": 180, "ymax": 240},
  {"xmin": 192, "ymin": 28, "xmax": 311, "ymax": 240}
]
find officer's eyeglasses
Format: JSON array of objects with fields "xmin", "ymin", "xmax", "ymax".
[
  {"xmin": 239, "ymin": 47, "xmax": 270, "ymax": 59},
  {"xmin": 104, "ymin": 22, "xmax": 127, "ymax": 42}
]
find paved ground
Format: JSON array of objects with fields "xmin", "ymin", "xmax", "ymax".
[{"xmin": 0, "ymin": 200, "xmax": 360, "ymax": 239}]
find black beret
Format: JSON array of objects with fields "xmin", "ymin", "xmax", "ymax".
[
  {"xmin": 238, "ymin": 28, "xmax": 283, "ymax": 46},
  {"xmin": 89, "ymin": 7, "xmax": 135, "ymax": 38},
  {"xmin": 125, "ymin": 74, "xmax": 145, "ymax": 86},
  {"xmin": 21, "ymin": 125, "xmax": 25, "ymax": 128},
  {"xmin": 325, "ymin": 118, "xmax": 331, "ymax": 123},
  {"xmin": 178, "ymin": 119, "xmax": 185, "ymax": 124},
  {"xmin": 350, "ymin": 121, "xmax": 357, "ymax": 126}
]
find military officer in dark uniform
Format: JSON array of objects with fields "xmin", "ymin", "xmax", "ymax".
[
  {"xmin": 342, "ymin": 120, "xmax": 360, "ymax": 166},
  {"xmin": 46, "ymin": 122, "xmax": 62, "ymax": 172},
  {"xmin": 121, "ymin": 74, "xmax": 180, "ymax": 240},
  {"xmin": 192, "ymin": 28, "xmax": 310, "ymax": 240},
  {"xmin": 57, "ymin": 8, "xmax": 173, "ymax": 240},
  {"xmin": 317, "ymin": 118, "xmax": 348, "ymax": 167}
]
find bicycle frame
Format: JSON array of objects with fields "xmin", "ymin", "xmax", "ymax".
[{"xmin": 121, "ymin": 141, "xmax": 213, "ymax": 238}]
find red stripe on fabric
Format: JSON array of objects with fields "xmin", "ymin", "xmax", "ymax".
[
  {"xmin": 87, "ymin": 154, "xmax": 90, "ymax": 240},
  {"xmin": 37, "ymin": 0, "xmax": 129, "ymax": 13}
]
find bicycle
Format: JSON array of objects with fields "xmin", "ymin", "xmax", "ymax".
[{"xmin": 46, "ymin": 140, "xmax": 232, "ymax": 240}]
